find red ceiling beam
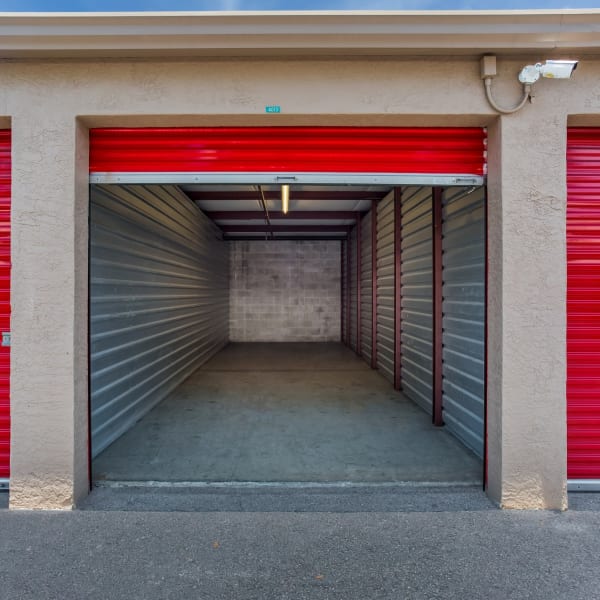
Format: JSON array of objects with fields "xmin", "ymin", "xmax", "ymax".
[
  {"xmin": 206, "ymin": 211, "xmax": 360, "ymax": 220},
  {"xmin": 189, "ymin": 191, "xmax": 386, "ymax": 201},
  {"xmin": 221, "ymin": 225, "xmax": 351, "ymax": 233}
]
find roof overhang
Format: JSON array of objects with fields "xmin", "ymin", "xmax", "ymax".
[{"xmin": 1, "ymin": 10, "xmax": 600, "ymax": 59}]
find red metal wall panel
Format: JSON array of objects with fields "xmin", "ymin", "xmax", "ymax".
[
  {"xmin": 567, "ymin": 128, "xmax": 600, "ymax": 479},
  {"xmin": 0, "ymin": 130, "xmax": 10, "ymax": 481},
  {"xmin": 89, "ymin": 127, "xmax": 487, "ymax": 175}
]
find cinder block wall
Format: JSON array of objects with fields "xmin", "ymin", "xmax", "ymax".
[{"xmin": 229, "ymin": 240, "xmax": 341, "ymax": 342}]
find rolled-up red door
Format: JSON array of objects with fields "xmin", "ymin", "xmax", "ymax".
[
  {"xmin": 0, "ymin": 130, "xmax": 10, "ymax": 485},
  {"xmin": 568, "ymin": 127, "xmax": 600, "ymax": 484}
]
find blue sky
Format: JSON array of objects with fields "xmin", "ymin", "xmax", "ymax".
[{"xmin": 2, "ymin": 0, "xmax": 600, "ymax": 11}]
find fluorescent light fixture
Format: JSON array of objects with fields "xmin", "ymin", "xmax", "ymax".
[{"xmin": 281, "ymin": 184, "xmax": 290, "ymax": 214}]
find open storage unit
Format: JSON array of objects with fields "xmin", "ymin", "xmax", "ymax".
[{"xmin": 88, "ymin": 126, "xmax": 488, "ymax": 484}]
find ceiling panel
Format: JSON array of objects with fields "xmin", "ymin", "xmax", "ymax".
[{"xmin": 180, "ymin": 183, "xmax": 392, "ymax": 239}]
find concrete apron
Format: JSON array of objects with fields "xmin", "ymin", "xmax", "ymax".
[{"xmin": 92, "ymin": 343, "xmax": 482, "ymax": 487}]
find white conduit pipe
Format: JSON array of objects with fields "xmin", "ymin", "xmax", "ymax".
[{"xmin": 484, "ymin": 77, "xmax": 531, "ymax": 115}]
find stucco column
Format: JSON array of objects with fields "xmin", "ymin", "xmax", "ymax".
[
  {"xmin": 486, "ymin": 111, "xmax": 568, "ymax": 509},
  {"xmin": 9, "ymin": 117, "xmax": 89, "ymax": 509}
]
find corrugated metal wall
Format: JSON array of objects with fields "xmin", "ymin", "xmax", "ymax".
[
  {"xmin": 341, "ymin": 240, "xmax": 349, "ymax": 344},
  {"xmin": 441, "ymin": 186, "xmax": 486, "ymax": 458},
  {"xmin": 567, "ymin": 128, "xmax": 600, "ymax": 480},
  {"xmin": 0, "ymin": 131, "xmax": 10, "ymax": 484},
  {"xmin": 377, "ymin": 193, "xmax": 396, "ymax": 383},
  {"xmin": 360, "ymin": 211, "xmax": 373, "ymax": 364},
  {"xmin": 90, "ymin": 184, "xmax": 229, "ymax": 457},
  {"xmin": 400, "ymin": 187, "xmax": 434, "ymax": 414},
  {"xmin": 349, "ymin": 226, "xmax": 358, "ymax": 352}
]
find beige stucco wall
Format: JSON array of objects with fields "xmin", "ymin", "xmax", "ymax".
[{"xmin": 3, "ymin": 55, "xmax": 595, "ymax": 509}]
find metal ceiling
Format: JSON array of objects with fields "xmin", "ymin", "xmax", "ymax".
[{"xmin": 180, "ymin": 184, "xmax": 392, "ymax": 240}]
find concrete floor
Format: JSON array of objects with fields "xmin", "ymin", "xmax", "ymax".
[{"xmin": 93, "ymin": 343, "xmax": 482, "ymax": 484}]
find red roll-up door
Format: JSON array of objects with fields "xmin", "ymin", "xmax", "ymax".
[
  {"xmin": 0, "ymin": 131, "xmax": 10, "ymax": 483},
  {"xmin": 89, "ymin": 127, "xmax": 486, "ymax": 175},
  {"xmin": 567, "ymin": 128, "xmax": 600, "ymax": 481}
]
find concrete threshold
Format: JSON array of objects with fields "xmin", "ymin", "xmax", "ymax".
[
  {"xmin": 93, "ymin": 480, "xmax": 482, "ymax": 489},
  {"xmin": 80, "ymin": 481, "xmax": 492, "ymax": 513}
]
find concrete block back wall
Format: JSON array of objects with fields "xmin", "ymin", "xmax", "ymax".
[{"xmin": 229, "ymin": 240, "xmax": 341, "ymax": 342}]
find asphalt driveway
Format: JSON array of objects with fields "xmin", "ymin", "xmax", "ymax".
[{"xmin": 0, "ymin": 487, "xmax": 598, "ymax": 600}]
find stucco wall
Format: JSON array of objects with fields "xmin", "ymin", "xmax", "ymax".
[
  {"xmin": 4, "ymin": 55, "xmax": 597, "ymax": 508},
  {"xmin": 229, "ymin": 240, "xmax": 340, "ymax": 342}
]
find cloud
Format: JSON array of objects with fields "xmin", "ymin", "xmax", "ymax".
[{"xmin": 219, "ymin": 0, "xmax": 242, "ymax": 10}]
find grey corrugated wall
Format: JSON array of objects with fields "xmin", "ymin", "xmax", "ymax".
[
  {"xmin": 360, "ymin": 211, "xmax": 373, "ymax": 364},
  {"xmin": 377, "ymin": 192, "xmax": 396, "ymax": 383},
  {"xmin": 349, "ymin": 226, "xmax": 358, "ymax": 352},
  {"xmin": 441, "ymin": 186, "xmax": 486, "ymax": 458},
  {"xmin": 90, "ymin": 184, "xmax": 229, "ymax": 457},
  {"xmin": 400, "ymin": 186, "xmax": 434, "ymax": 414},
  {"xmin": 342, "ymin": 239, "xmax": 349, "ymax": 344}
]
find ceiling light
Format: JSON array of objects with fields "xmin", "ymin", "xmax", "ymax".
[{"xmin": 281, "ymin": 185, "xmax": 290, "ymax": 215}]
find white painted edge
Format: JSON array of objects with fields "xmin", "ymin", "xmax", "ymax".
[
  {"xmin": 93, "ymin": 480, "xmax": 482, "ymax": 489},
  {"xmin": 90, "ymin": 172, "xmax": 485, "ymax": 187},
  {"xmin": 568, "ymin": 479, "xmax": 600, "ymax": 492}
]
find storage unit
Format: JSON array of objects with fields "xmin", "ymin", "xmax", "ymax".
[
  {"xmin": 0, "ymin": 130, "xmax": 9, "ymax": 486},
  {"xmin": 85, "ymin": 126, "xmax": 488, "ymax": 485},
  {"xmin": 567, "ymin": 128, "xmax": 600, "ymax": 485}
]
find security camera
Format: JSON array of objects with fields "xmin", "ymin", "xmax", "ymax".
[
  {"xmin": 482, "ymin": 54, "xmax": 580, "ymax": 114},
  {"xmin": 538, "ymin": 60, "xmax": 578, "ymax": 79},
  {"xmin": 518, "ymin": 65, "xmax": 541, "ymax": 85},
  {"xmin": 518, "ymin": 60, "xmax": 578, "ymax": 85}
]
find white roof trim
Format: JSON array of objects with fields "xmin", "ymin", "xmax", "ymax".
[{"xmin": 1, "ymin": 10, "xmax": 600, "ymax": 58}]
